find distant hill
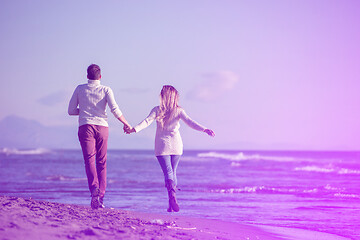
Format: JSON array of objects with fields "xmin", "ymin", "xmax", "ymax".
[
  {"xmin": 0, "ymin": 115, "xmax": 78, "ymax": 149},
  {"xmin": 0, "ymin": 115, "xmax": 153, "ymax": 149}
]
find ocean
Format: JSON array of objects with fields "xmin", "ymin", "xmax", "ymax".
[{"xmin": 0, "ymin": 149, "xmax": 359, "ymax": 239}]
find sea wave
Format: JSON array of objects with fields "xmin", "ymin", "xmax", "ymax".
[
  {"xmin": 209, "ymin": 186, "xmax": 319, "ymax": 194},
  {"xmin": 180, "ymin": 155, "xmax": 218, "ymax": 162},
  {"xmin": 295, "ymin": 165, "xmax": 360, "ymax": 175},
  {"xmin": 334, "ymin": 193, "xmax": 360, "ymax": 199},
  {"xmin": 46, "ymin": 175, "xmax": 86, "ymax": 181},
  {"xmin": 338, "ymin": 168, "xmax": 360, "ymax": 175},
  {"xmin": 230, "ymin": 162, "xmax": 242, "ymax": 167},
  {"xmin": 197, "ymin": 151, "xmax": 296, "ymax": 162},
  {"xmin": 324, "ymin": 184, "xmax": 345, "ymax": 192},
  {"xmin": 294, "ymin": 166, "xmax": 335, "ymax": 173},
  {"xmin": 208, "ymin": 184, "xmax": 356, "ymax": 197},
  {"xmin": 0, "ymin": 148, "xmax": 51, "ymax": 155}
]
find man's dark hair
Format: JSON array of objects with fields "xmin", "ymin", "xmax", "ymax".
[{"xmin": 87, "ymin": 64, "xmax": 101, "ymax": 80}]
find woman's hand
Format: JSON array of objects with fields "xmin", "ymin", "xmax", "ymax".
[
  {"xmin": 123, "ymin": 124, "xmax": 132, "ymax": 134},
  {"xmin": 204, "ymin": 129, "xmax": 215, "ymax": 137}
]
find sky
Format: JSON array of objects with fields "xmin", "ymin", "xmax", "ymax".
[{"xmin": 1, "ymin": 0, "xmax": 360, "ymax": 150}]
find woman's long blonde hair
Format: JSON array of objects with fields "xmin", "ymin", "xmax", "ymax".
[{"xmin": 157, "ymin": 85, "xmax": 180, "ymax": 128}]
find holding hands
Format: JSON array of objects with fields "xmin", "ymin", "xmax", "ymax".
[
  {"xmin": 123, "ymin": 125, "xmax": 135, "ymax": 134},
  {"xmin": 117, "ymin": 115, "xmax": 135, "ymax": 135},
  {"xmin": 123, "ymin": 124, "xmax": 131, "ymax": 134}
]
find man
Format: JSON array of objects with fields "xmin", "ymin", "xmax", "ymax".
[{"xmin": 68, "ymin": 64, "xmax": 131, "ymax": 209}]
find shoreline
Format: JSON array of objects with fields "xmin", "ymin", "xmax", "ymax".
[{"xmin": 0, "ymin": 195, "xmax": 350, "ymax": 240}]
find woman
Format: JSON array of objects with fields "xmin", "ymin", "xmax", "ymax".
[{"xmin": 127, "ymin": 85, "xmax": 215, "ymax": 212}]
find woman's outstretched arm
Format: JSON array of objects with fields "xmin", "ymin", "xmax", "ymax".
[
  {"xmin": 180, "ymin": 109, "xmax": 215, "ymax": 137},
  {"xmin": 128, "ymin": 107, "xmax": 157, "ymax": 134}
]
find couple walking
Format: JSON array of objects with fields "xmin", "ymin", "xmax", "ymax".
[{"xmin": 68, "ymin": 64, "xmax": 215, "ymax": 212}]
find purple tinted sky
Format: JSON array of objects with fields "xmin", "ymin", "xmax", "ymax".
[{"xmin": 1, "ymin": 1, "xmax": 359, "ymax": 150}]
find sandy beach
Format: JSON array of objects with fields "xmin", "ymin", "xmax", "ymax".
[
  {"xmin": 0, "ymin": 195, "xmax": 352, "ymax": 240},
  {"xmin": 0, "ymin": 195, "xmax": 284, "ymax": 240}
]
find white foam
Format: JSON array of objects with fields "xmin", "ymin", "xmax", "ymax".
[
  {"xmin": 294, "ymin": 166, "xmax": 335, "ymax": 173},
  {"xmin": 230, "ymin": 162, "xmax": 242, "ymax": 167},
  {"xmin": 295, "ymin": 166, "xmax": 360, "ymax": 175},
  {"xmin": 197, "ymin": 151, "xmax": 296, "ymax": 162},
  {"xmin": 211, "ymin": 186, "xmax": 264, "ymax": 194},
  {"xmin": 338, "ymin": 168, "xmax": 360, "ymax": 175},
  {"xmin": 197, "ymin": 152, "xmax": 247, "ymax": 161},
  {"xmin": 324, "ymin": 184, "xmax": 344, "ymax": 191},
  {"xmin": 46, "ymin": 175, "xmax": 86, "ymax": 181},
  {"xmin": 210, "ymin": 186, "xmax": 321, "ymax": 195},
  {"xmin": 0, "ymin": 148, "xmax": 51, "ymax": 155},
  {"xmin": 334, "ymin": 193, "xmax": 360, "ymax": 199}
]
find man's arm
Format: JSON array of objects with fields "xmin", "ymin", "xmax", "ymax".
[
  {"xmin": 106, "ymin": 88, "xmax": 123, "ymax": 119},
  {"xmin": 106, "ymin": 88, "xmax": 132, "ymax": 130},
  {"xmin": 118, "ymin": 115, "xmax": 132, "ymax": 133},
  {"xmin": 68, "ymin": 87, "xmax": 79, "ymax": 115}
]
